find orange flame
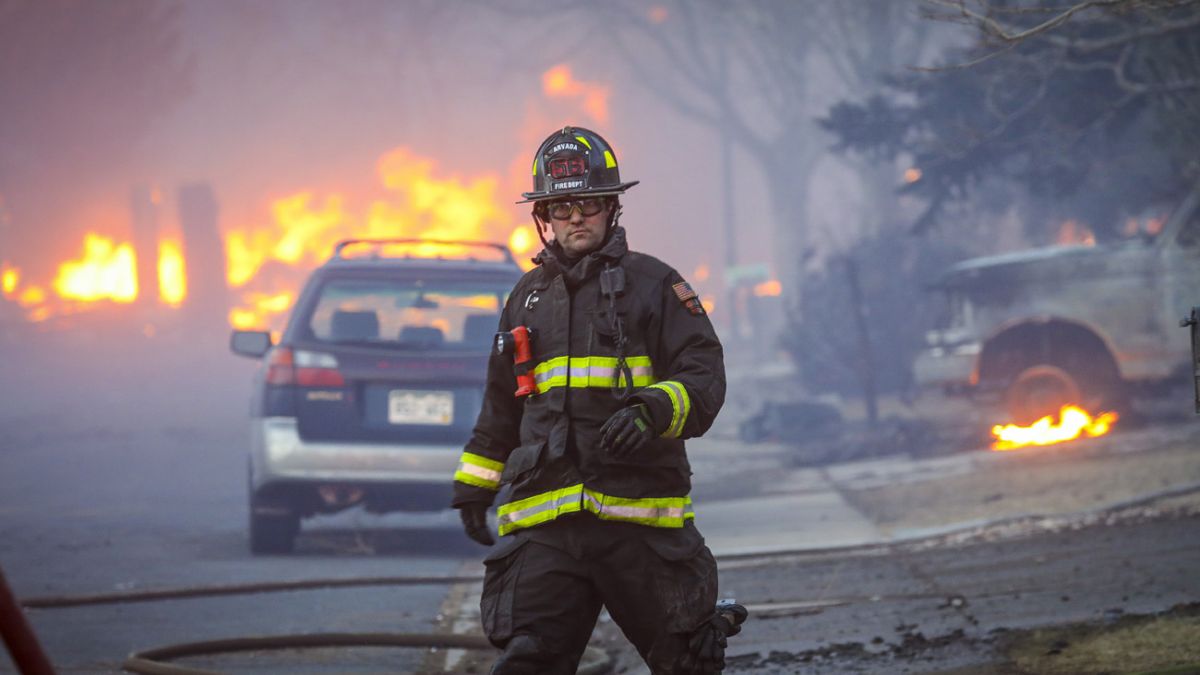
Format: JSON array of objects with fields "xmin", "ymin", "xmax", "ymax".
[
  {"xmin": 508, "ymin": 225, "xmax": 538, "ymax": 260},
  {"xmin": 991, "ymin": 405, "xmax": 1118, "ymax": 451},
  {"xmin": 1055, "ymin": 220, "xmax": 1095, "ymax": 246},
  {"xmin": 16, "ymin": 66, "xmax": 606, "ymax": 329},
  {"xmin": 18, "ymin": 285, "xmax": 46, "ymax": 307},
  {"xmin": 1, "ymin": 265, "xmax": 18, "ymax": 296},
  {"xmin": 229, "ymin": 291, "xmax": 293, "ymax": 331},
  {"xmin": 224, "ymin": 146, "xmax": 517, "ymax": 330},
  {"xmin": 753, "ymin": 279, "xmax": 782, "ymax": 297},
  {"xmin": 542, "ymin": 65, "xmax": 609, "ymax": 125},
  {"xmin": 4, "ymin": 230, "xmax": 189, "ymax": 322},
  {"xmin": 157, "ymin": 238, "xmax": 187, "ymax": 307},
  {"xmin": 53, "ymin": 233, "xmax": 138, "ymax": 303}
]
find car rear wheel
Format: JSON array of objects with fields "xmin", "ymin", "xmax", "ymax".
[
  {"xmin": 248, "ymin": 487, "xmax": 300, "ymax": 555},
  {"xmin": 249, "ymin": 505, "xmax": 299, "ymax": 554}
]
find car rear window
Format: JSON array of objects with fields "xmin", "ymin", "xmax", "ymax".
[{"xmin": 304, "ymin": 278, "xmax": 510, "ymax": 350}]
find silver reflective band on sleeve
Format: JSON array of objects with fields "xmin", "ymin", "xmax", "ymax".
[{"xmin": 454, "ymin": 452, "xmax": 505, "ymax": 491}]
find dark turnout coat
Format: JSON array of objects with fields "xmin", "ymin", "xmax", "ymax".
[{"xmin": 452, "ymin": 227, "xmax": 725, "ymax": 537}]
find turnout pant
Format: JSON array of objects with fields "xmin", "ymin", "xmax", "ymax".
[{"xmin": 480, "ymin": 514, "xmax": 718, "ymax": 675}]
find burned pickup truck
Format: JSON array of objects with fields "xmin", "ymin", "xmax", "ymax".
[{"xmin": 916, "ymin": 189, "xmax": 1200, "ymax": 423}]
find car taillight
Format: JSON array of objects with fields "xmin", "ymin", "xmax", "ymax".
[
  {"xmin": 296, "ymin": 349, "xmax": 346, "ymax": 386},
  {"xmin": 265, "ymin": 347, "xmax": 345, "ymax": 387},
  {"xmin": 265, "ymin": 347, "xmax": 295, "ymax": 385}
]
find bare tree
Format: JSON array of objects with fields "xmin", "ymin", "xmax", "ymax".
[
  {"xmin": 824, "ymin": 0, "xmax": 1200, "ymax": 239},
  {"xmin": 521, "ymin": 2, "xmax": 934, "ymax": 288},
  {"xmin": 919, "ymin": 0, "xmax": 1200, "ymax": 191}
]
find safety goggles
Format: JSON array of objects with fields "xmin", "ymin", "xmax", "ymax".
[{"xmin": 541, "ymin": 197, "xmax": 607, "ymax": 220}]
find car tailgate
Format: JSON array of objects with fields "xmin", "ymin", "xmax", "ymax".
[{"xmin": 294, "ymin": 346, "xmax": 489, "ymax": 444}]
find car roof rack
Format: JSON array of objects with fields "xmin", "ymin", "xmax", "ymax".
[{"xmin": 330, "ymin": 239, "xmax": 517, "ymax": 265}]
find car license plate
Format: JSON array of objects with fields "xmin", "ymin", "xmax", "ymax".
[{"xmin": 388, "ymin": 390, "xmax": 454, "ymax": 425}]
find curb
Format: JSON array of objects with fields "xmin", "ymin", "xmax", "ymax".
[{"xmin": 714, "ymin": 479, "xmax": 1200, "ymax": 563}]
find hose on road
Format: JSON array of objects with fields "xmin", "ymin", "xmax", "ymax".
[
  {"xmin": 121, "ymin": 633, "xmax": 493, "ymax": 675},
  {"xmin": 21, "ymin": 574, "xmax": 485, "ymax": 609},
  {"xmin": 121, "ymin": 634, "xmax": 613, "ymax": 675},
  {"xmin": 20, "ymin": 573, "xmax": 612, "ymax": 675}
]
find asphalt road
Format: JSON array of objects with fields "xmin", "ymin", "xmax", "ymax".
[
  {"xmin": 0, "ymin": 336, "xmax": 487, "ymax": 674},
  {"xmin": 592, "ymin": 512, "xmax": 1200, "ymax": 674}
]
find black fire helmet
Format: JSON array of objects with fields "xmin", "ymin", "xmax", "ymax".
[{"xmin": 518, "ymin": 126, "xmax": 639, "ymax": 204}]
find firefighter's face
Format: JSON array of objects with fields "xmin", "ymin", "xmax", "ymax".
[{"xmin": 546, "ymin": 197, "xmax": 613, "ymax": 257}]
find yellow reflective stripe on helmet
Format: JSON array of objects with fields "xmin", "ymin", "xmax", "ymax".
[
  {"xmin": 575, "ymin": 135, "xmax": 592, "ymax": 149},
  {"xmin": 531, "ymin": 355, "xmax": 656, "ymax": 394},
  {"xmin": 497, "ymin": 484, "xmax": 692, "ymax": 535},
  {"xmin": 497, "ymin": 484, "xmax": 584, "ymax": 536},
  {"xmin": 454, "ymin": 452, "xmax": 505, "ymax": 490},
  {"xmin": 532, "ymin": 158, "xmax": 538, "ymax": 176},
  {"xmin": 603, "ymin": 150, "xmax": 617, "ymax": 169},
  {"xmin": 646, "ymin": 381, "xmax": 690, "ymax": 438}
]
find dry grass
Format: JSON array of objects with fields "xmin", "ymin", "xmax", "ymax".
[{"xmin": 1005, "ymin": 614, "xmax": 1200, "ymax": 675}]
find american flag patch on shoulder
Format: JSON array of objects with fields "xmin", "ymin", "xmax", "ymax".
[
  {"xmin": 673, "ymin": 281, "xmax": 697, "ymax": 301},
  {"xmin": 672, "ymin": 280, "xmax": 706, "ymax": 315}
]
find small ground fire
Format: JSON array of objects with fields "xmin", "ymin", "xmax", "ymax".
[{"xmin": 991, "ymin": 405, "xmax": 1119, "ymax": 451}]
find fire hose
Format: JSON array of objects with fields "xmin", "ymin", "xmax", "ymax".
[
  {"xmin": 7, "ymin": 568, "xmax": 750, "ymax": 675},
  {"xmin": 120, "ymin": 634, "xmax": 613, "ymax": 675},
  {"xmin": 10, "ymin": 569, "xmax": 631, "ymax": 674},
  {"xmin": 9, "ymin": 571, "xmax": 615, "ymax": 675},
  {"xmin": 4, "ymin": 569, "xmax": 614, "ymax": 667}
]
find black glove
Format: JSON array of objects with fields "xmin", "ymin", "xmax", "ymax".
[
  {"xmin": 458, "ymin": 503, "xmax": 494, "ymax": 546},
  {"xmin": 684, "ymin": 603, "xmax": 748, "ymax": 674},
  {"xmin": 685, "ymin": 621, "xmax": 728, "ymax": 674},
  {"xmin": 599, "ymin": 404, "xmax": 657, "ymax": 456}
]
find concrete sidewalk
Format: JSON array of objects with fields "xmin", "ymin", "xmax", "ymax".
[
  {"xmin": 699, "ymin": 490, "xmax": 883, "ymax": 556},
  {"xmin": 689, "ymin": 419, "xmax": 1200, "ymax": 557}
]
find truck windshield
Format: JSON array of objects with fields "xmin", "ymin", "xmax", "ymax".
[{"xmin": 304, "ymin": 278, "xmax": 510, "ymax": 350}]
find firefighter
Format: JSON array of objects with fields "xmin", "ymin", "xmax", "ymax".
[{"xmin": 452, "ymin": 126, "xmax": 737, "ymax": 674}]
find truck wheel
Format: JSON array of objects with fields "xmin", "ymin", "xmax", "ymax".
[
  {"xmin": 1005, "ymin": 364, "xmax": 1082, "ymax": 425},
  {"xmin": 249, "ymin": 496, "xmax": 300, "ymax": 555}
]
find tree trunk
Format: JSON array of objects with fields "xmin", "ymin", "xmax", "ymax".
[{"xmin": 844, "ymin": 256, "xmax": 879, "ymax": 427}]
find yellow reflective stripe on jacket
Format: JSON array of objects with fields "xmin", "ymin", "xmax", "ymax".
[
  {"xmin": 454, "ymin": 452, "xmax": 505, "ymax": 491},
  {"xmin": 496, "ymin": 484, "xmax": 584, "ymax": 535},
  {"xmin": 531, "ymin": 355, "xmax": 656, "ymax": 394},
  {"xmin": 496, "ymin": 484, "xmax": 693, "ymax": 535},
  {"xmin": 646, "ymin": 380, "xmax": 691, "ymax": 438},
  {"xmin": 582, "ymin": 488, "xmax": 693, "ymax": 527}
]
